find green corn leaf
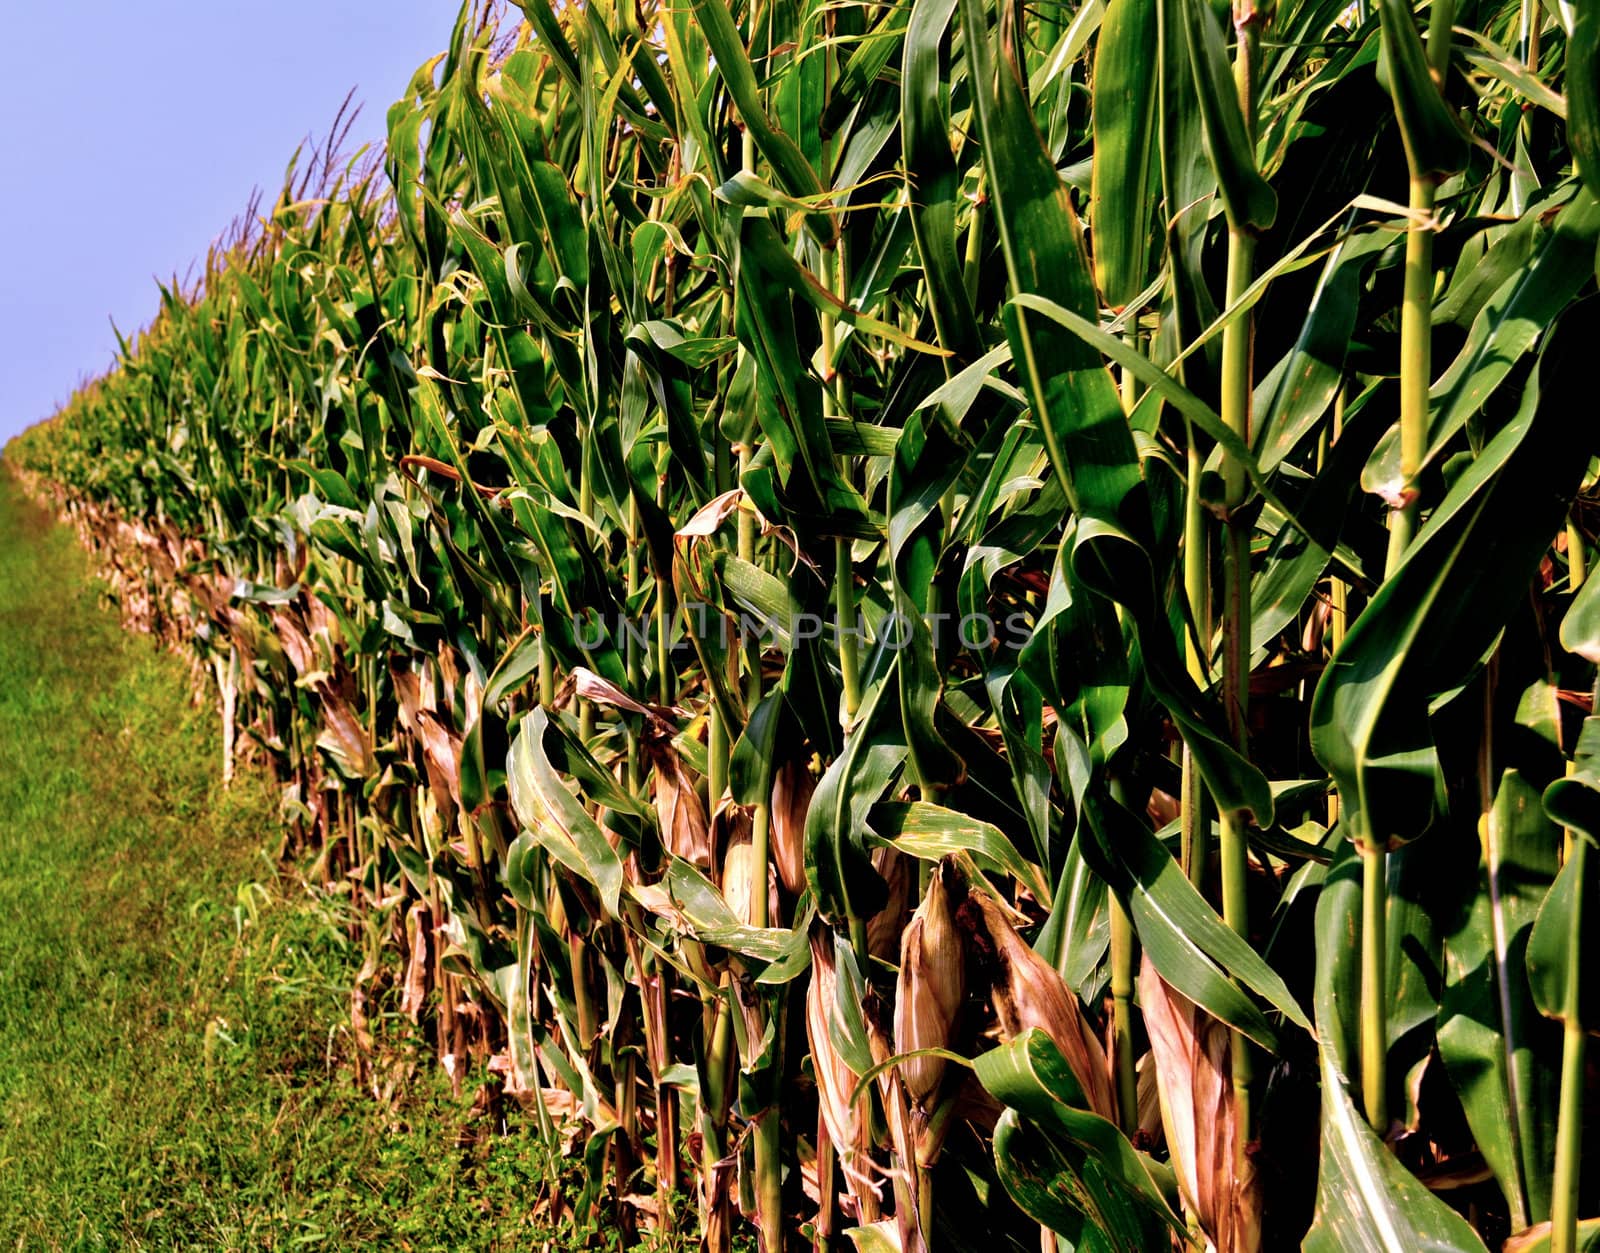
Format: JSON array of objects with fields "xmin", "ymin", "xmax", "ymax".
[
  {"xmin": 1307, "ymin": 841, "xmax": 1492, "ymax": 1252},
  {"xmin": 1525, "ymin": 844, "xmax": 1600, "ymax": 1026},
  {"xmin": 822, "ymin": 4, "xmax": 910, "ymax": 137},
  {"xmin": 889, "ymin": 410, "xmax": 967, "ymax": 791},
  {"xmin": 1091, "ymin": 0, "xmax": 1161, "ymax": 304},
  {"xmin": 1250, "ymin": 403, "xmax": 1386, "ymax": 654},
  {"xmin": 728, "ymin": 686, "xmax": 783, "ymax": 806},
  {"xmin": 1179, "ymin": 0, "xmax": 1276, "ymax": 230},
  {"xmin": 1313, "ymin": 351, "xmax": 1588, "ymax": 853},
  {"xmin": 1530, "ymin": 714, "xmax": 1600, "ymax": 1024},
  {"xmin": 1563, "ymin": 571, "xmax": 1600, "ymax": 666},
  {"xmin": 960, "ymin": 0, "xmax": 1271, "ymax": 823},
  {"xmin": 1083, "ymin": 792, "xmax": 1312, "ymax": 1046},
  {"xmin": 507, "ymin": 708, "xmax": 625, "ymax": 918},
  {"xmin": 682, "ymin": 0, "xmax": 834, "ymax": 242},
  {"xmin": 1253, "ymin": 227, "xmax": 1390, "ymax": 476},
  {"xmin": 803, "ymin": 644, "xmax": 901, "ymax": 928},
  {"xmin": 659, "ymin": 858, "xmax": 798, "ymax": 963},
  {"xmin": 1438, "ymin": 770, "xmax": 1562, "ymax": 1229},
  {"xmin": 976, "ymin": 1029, "xmax": 1183, "ymax": 1247},
  {"xmin": 1374, "ymin": 0, "xmax": 1469, "ymax": 178},
  {"xmin": 23, "ymin": 0, "xmax": 1600, "ymax": 1242},
  {"xmin": 872, "ymin": 800, "xmax": 1052, "ymax": 905},
  {"xmin": 904, "ymin": 0, "xmax": 983, "ymax": 357},
  {"xmin": 1569, "ymin": 2, "xmax": 1600, "ymax": 198},
  {"xmin": 1363, "ymin": 192, "xmax": 1600, "ymax": 501}
]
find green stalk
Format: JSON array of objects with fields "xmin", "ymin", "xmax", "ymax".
[
  {"xmin": 1551, "ymin": 828, "xmax": 1587, "ymax": 1253},
  {"xmin": 739, "ymin": 440, "xmax": 784, "ymax": 1251},
  {"xmin": 817, "ymin": 237, "xmax": 867, "ymax": 960},
  {"xmin": 1329, "ymin": 386, "xmax": 1349, "ymax": 654},
  {"xmin": 707, "ymin": 671, "xmax": 729, "ymax": 811},
  {"xmin": 539, "ymin": 616, "xmax": 556, "ymax": 708},
  {"xmin": 615, "ymin": 1050, "xmax": 640, "ymax": 1243},
  {"xmin": 1106, "ymin": 369, "xmax": 1141, "ymax": 1140},
  {"xmin": 657, "ymin": 216, "xmax": 679, "ymax": 715},
  {"xmin": 627, "ymin": 492, "xmax": 644, "ymax": 793},
  {"xmin": 823, "ymin": 247, "xmax": 861, "ymax": 724},
  {"xmin": 1552, "ymin": 592, "xmax": 1595, "ymax": 1253},
  {"xmin": 727, "ymin": 108, "xmax": 786, "ymax": 1250},
  {"xmin": 578, "ymin": 430, "xmax": 596, "ymax": 747},
  {"xmin": 750, "ymin": 864, "xmax": 783, "ymax": 1253},
  {"xmin": 834, "ymin": 534, "xmax": 861, "ymax": 720},
  {"xmin": 1520, "ymin": 0, "xmax": 1541, "ymax": 71},
  {"xmin": 1120, "ymin": 327, "xmax": 1140, "ymax": 412},
  {"xmin": 751, "ymin": 1038, "xmax": 783, "ymax": 1251},
  {"xmin": 624, "ymin": 896, "xmax": 680, "ymax": 1223},
  {"xmin": 709, "ymin": 284, "xmax": 736, "ymax": 817},
  {"xmin": 1328, "ymin": 389, "xmax": 1347, "ymax": 831},
  {"xmin": 1181, "ymin": 432, "xmax": 1209, "ymax": 889},
  {"xmin": 576, "ymin": 940, "xmax": 601, "ymax": 1049},
  {"xmin": 1364, "ymin": 0, "xmax": 1454, "ymax": 1136},
  {"xmin": 962, "ymin": 169, "xmax": 988, "ymax": 306},
  {"xmin": 1218, "ymin": 4, "xmax": 1260, "ymax": 1151},
  {"xmin": 1329, "ymin": 567, "xmax": 1348, "ymax": 649},
  {"xmin": 657, "ymin": 471, "xmax": 674, "ymax": 707},
  {"xmin": 911, "ymin": 1096, "xmax": 958, "ymax": 1251},
  {"xmin": 565, "ymin": 911, "xmax": 597, "ymax": 1047},
  {"xmin": 1109, "ymin": 894, "xmax": 1140, "ymax": 1135},
  {"xmin": 1357, "ymin": 167, "xmax": 1435, "ymax": 1122},
  {"xmin": 1359, "ymin": 841, "xmax": 1389, "ymax": 1131},
  {"xmin": 739, "ymin": 447, "xmax": 762, "ymax": 721},
  {"xmin": 697, "ymin": 227, "xmax": 741, "ymax": 1253},
  {"xmin": 702, "ymin": 984, "xmax": 737, "ymax": 1252},
  {"xmin": 1384, "ymin": 174, "xmax": 1436, "ymax": 567}
]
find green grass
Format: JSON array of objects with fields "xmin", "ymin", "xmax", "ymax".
[{"xmin": 0, "ymin": 475, "xmax": 684, "ymax": 1250}]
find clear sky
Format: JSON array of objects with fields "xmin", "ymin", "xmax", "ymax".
[{"xmin": 0, "ymin": 2, "xmax": 460, "ymax": 445}]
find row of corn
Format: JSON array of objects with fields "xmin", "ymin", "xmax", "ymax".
[{"xmin": 11, "ymin": 0, "xmax": 1600, "ymax": 1248}]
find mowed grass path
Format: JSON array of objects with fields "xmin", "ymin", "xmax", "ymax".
[{"xmin": 0, "ymin": 474, "xmax": 557, "ymax": 1250}]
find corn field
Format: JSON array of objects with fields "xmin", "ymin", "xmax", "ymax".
[{"xmin": 9, "ymin": 0, "xmax": 1600, "ymax": 1247}]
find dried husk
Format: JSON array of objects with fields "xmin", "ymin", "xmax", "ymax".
[
  {"xmin": 400, "ymin": 900, "xmax": 433, "ymax": 1022},
  {"xmin": 719, "ymin": 837, "xmax": 778, "ymax": 927},
  {"xmin": 770, "ymin": 758, "xmax": 813, "ymax": 896},
  {"xmin": 1139, "ymin": 955, "xmax": 1261, "ymax": 1253},
  {"xmin": 893, "ymin": 860, "xmax": 965, "ymax": 1108},
  {"xmin": 961, "ymin": 890, "xmax": 1118, "ymax": 1121},
  {"xmin": 651, "ymin": 742, "xmax": 712, "ymax": 870},
  {"xmin": 867, "ymin": 845, "xmax": 914, "ymax": 960},
  {"xmin": 414, "ymin": 708, "xmax": 464, "ymax": 814},
  {"xmin": 866, "ymin": 989, "xmax": 928, "ymax": 1253},
  {"xmin": 806, "ymin": 928, "xmax": 882, "ymax": 1222}
]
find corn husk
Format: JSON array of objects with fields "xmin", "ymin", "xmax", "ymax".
[
  {"xmin": 718, "ymin": 827, "xmax": 779, "ymax": 927},
  {"xmin": 893, "ymin": 860, "xmax": 964, "ymax": 1108},
  {"xmin": 770, "ymin": 758, "xmax": 813, "ymax": 896},
  {"xmin": 1139, "ymin": 955, "xmax": 1261, "ymax": 1253},
  {"xmin": 963, "ymin": 890, "xmax": 1117, "ymax": 1121},
  {"xmin": 867, "ymin": 845, "xmax": 914, "ymax": 960},
  {"xmin": 806, "ymin": 929, "xmax": 882, "ymax": 1222}
]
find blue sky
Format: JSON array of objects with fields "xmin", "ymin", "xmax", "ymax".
[{"xmin": 0, "ymin": 2, "xmax": 460, "ymax": 445}]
